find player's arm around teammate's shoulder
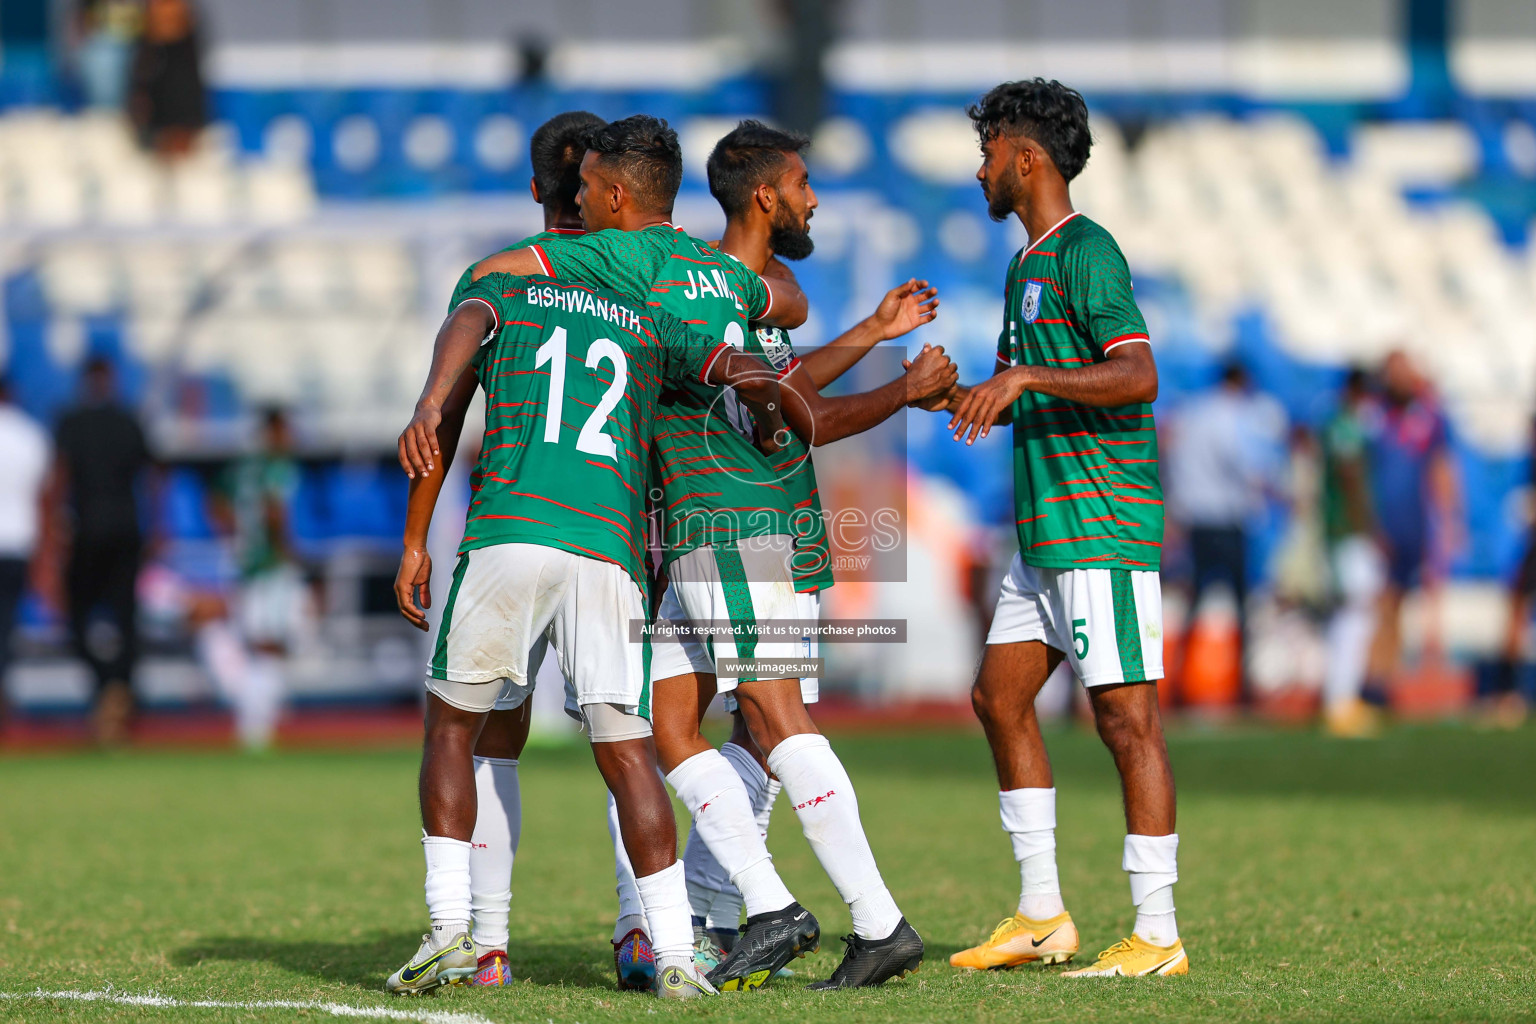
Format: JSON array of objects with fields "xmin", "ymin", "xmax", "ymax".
[{"xmin": 469, "ymin": 247, "xmax": 542, "ymax": 282}]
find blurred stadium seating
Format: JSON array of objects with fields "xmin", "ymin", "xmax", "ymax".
[{"xmin": 0, "ymin": 0, "xmax": 1532, "ymax": 714}]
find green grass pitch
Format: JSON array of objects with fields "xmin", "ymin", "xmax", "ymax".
[{"xmin": 1, "ymin": 723, "xmax": 1533, "ymax": 1022}]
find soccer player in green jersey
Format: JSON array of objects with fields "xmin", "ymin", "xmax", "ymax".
[
  {"xmin": 418, "ymin": 109, "xmax": 618, "ymax": 991},
  {"xmin": 428, "ymin": 110, "xmax": 667, "ymax": 992},
  {"xmin": 670, "ymin": 119, "xmax": 946, "ymax": 982},
  {"xmin": 926, "ymin": 80, "xmax": 1188, "ymax": 978},
  {"xmin": 1320, "ymin": 368, "xmax": 1385, "ymax": 738},
  {"xmin": 387, "ymin": 267, "xmax": 784, "ymax": 999}
]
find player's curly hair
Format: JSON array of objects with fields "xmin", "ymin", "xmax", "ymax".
[
  {"xmin": 967, "ymin": 78, "xmax": 1092, "ymax": 182},
  {"xmin": 582, "ymin": 114, "xmax": 683, "ymax": 214},
  {"xmin": 706, "ymin": 119, "xmax": 810, "ymax": 218},
  {"xmin": 529, "ymin": 111, "xmax": 606, "ymax": 214}
]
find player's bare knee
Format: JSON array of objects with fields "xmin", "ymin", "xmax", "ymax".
[
  {"xmin": 970, "ymin": 682, "xmax": 995, "ymax": 724},
  {"xmin": 423, "ymin": 696, "xmax": 484, "ymax": 746},
  {"xmin": 592, "ymin": 737, "xmax": 655, "ymax": 787},
  {"xmin": 970, "ymin": 677, "xmax": 1021, "ymax": 728},
  {"xmin": 1093, "ymin": 691, "xmax": 1159, "ymax": 754}
]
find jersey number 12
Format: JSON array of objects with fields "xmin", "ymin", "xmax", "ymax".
[{"xmin": 534, "ymin": 326, "xmax": 627, "ymax": 461}]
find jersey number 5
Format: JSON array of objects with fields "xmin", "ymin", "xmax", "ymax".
[
  {"xmin": 1072, "ymin": 618, "xmax": 1090, "ymax": 660},
  {"xmin": 534, "ymin": 326, "xmax": 628, "ymax": 461}
]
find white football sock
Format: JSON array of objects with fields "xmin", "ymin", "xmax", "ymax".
[
  {"xmin": 239, "ymin": 653, "xmax": 285, "ymax": 750},
  {"xmin": 468, "ymin": 757, "xmax": 520, "ymax": 950},
  {"xmin": 755, "ymin": 776, "xmax": 782, "ymax": 835},
  {"xmin": 606, "ymin": 791, "xmax": 646, "ymax": 940},
  {"xmin": 667, "ymin": 749, "xmax": 793, "ymax": 918},
  {"xmin": 422, "ymin": 835, "xmax": 472, "ymax": 947},
  {"xmin": 1124, "ymin": 833, "xmax": 1179, "ymax": 946},
  {"xmin": 613, "ymin": 913, "xmax": 647, "ymax": 945},
  {"xmin": 706, "ymin": 888, "xmax": 744, "ymax": 936},
  {"xmin": 767, "ymin": 733, "xmax": 902, "ymax": 939},
  {"xmin": 999, "ymin": 788, "xmax": 1065, "ymax": 919},
  {"xmin": 633, "ymin": 860, "xmax": 693, "ymax": 964},
  {"xmin": 683, "ymin": 741, "xmax": 771, "ymax": 927}
]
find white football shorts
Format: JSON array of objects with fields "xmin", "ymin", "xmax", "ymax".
[
  {"xmin": 647, "ymin": 535, "xmax": 816, "ymax": 699},
  {"xmin": 425, "ymin": 543, "xmax": 651, "ymax": 721},
  {"xmin": 986, "ymin": 553, "xmax": 1164, "ymax": 687}
]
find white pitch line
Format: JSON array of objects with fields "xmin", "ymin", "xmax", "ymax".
[{"xmin": 0, "ymin": 988, "xmax": 499, "ymax": 1024}]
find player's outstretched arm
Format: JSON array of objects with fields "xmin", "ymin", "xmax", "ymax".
[
  {"xmin": 395, "ymin": 370, "xmax": 477, "ymax": 632},
  {"xmin": 779, "ymin": 343, "xmax": 957, "ymax": 448},
  {"xmin": 399, "ymin": 300, "xmax": 497, "ymax": 478},
  {"xmin": 946, "ymin": 341, "xmax": 1158, "ymax": 445},
  {"xmin": 798, "ymin": 279, "xmax": 940, "ymax": 389}
]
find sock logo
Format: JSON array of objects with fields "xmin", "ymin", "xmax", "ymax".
[{"xmin": 795, "ymin": 789, "xmax": 835, "ymax": 810}]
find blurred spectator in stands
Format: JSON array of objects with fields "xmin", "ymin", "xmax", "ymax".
[
  {"xmin": 0, "ymin": 379, "xmax": 54, "ymax": 733},
  {"xmin": 1167, "ymin": 362, "xmax": 1289, "ymax": 697},
  {"xmin": 128, "ymin": 0, "xmax": 206, "ymax": 158},
  {"xmin": 1486, "ymin": 409, "xmax": 1535, "ymax": 728},
  {"xmin": 1363, "ymin": 350, "xmax": 1462, "ymax": 695},
  {"xmin": 51, "ymin": 356, "xmax": 151, "ymax": 745},
  {"xmin": 1320, "ymin": 368, "xmax": 1384, "ymax": 738},
  {"xmin": 71, "ymin": 0, "xmax": 140, "ymax": 110},
  {"xmin": 208, "ymin": 408, "xmax": 305, "ymax": 750}
]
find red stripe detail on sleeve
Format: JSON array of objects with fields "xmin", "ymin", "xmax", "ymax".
[
  {"xmin": 698, "ymin": 341, "xmax": 731, "ymax": 383},
  {"xmin": 1102, "ymin": 334, "xmax": 1150, "ymax": 353},
  {"xmin": 530, "ymin": 245, "xmax": 554, "ymax": 276}
]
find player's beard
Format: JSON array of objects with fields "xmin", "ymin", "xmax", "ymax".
[
  {"xmin": 985, "ymin": 165, "xmax": 1023, "ymax": 222},
  {"xmin": 768, "ymin": 201, "xmax": 815, "ymax": 261}
]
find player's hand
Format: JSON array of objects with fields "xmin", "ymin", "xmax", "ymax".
[
  {"xmin": 948, "ymin": 366, "xmax": 1031, "ymax": 444},
  {"xmin": 395, "ymin": 545, "xmax": 433, "ymax": 631},
  {"xmin": 873, "ymin": 279, "xmax": 940, "ymax": 341},
  {"xmin": 906, "ymin": 374, "xmax": 958, "ymax": 412},
  {"xmin": 903, "ymin": 343, "xmax": 958, "ymax": 407},
  {"xmin": 398, "ymin": 403, "xmax": 443, "ymax": 479},
  {"xmin": 743, "ymin": 392, "xmax": 787, "ymax": 456}
]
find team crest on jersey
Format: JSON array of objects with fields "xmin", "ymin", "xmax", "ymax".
[
  {"xmin": 1021, "ymin": 281, "xmax": 1044, "ymax": 324},
  {"xmin": 755, "ymin": 329, "xmax": 795, "ymax": 371}
]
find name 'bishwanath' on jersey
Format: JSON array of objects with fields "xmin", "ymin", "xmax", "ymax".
[
  {"xmin": 997, "ymin": 212, "xmax": 1165, "ymax": 571},
  {"xmin": 454, "ymin": 271, "xmax": 725, "ymax": 589},
  {"xmin": 529, "ymin": 224, "xmax": 800, "ymax": 564}
]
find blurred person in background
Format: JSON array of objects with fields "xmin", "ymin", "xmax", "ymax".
[
  {"xmin": 209, "ymin": 407, "xmax": 304, "ymax": 750},
  {"xmin": 1363, "ymin": 351, "xmax": 1461, "ymax": 697},
  {"xmin": 1319, "ymin": 368, "xmax": 1384, "ymax": 738},
  {"xmin": 1488, "ymin": 408, "xmax": 1535, "ymax": 728},
  {"xmin": 128, "ymin": 0, "xmax": 206, "ymax": 158},
  {"xmin": 70, "ymin": 0, "xmax": 140, "ymax": 110},
  {"xmin": 0, "ymin": 379, "xmax": 54, "ymax": 734},
  {"xmin": 1166, "ymin": 362, "xmax": 1288, "ymax": 698},
  {"xmin": 51, "ymin": 355, "xmax": 151, "ymax": 745}
]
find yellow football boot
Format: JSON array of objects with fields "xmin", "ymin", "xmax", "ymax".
[
  {"xmin": 1061, "ymin": 934, "xmax": 1187, "ymax": 977},
  {"xmin": 949, "ymin": 911, "xmax": 1078, "ymax": 970}
]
